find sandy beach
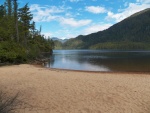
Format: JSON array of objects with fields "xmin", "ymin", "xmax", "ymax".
[{"xmin": 0, "ymin": 64, "xmax": 150, "ymax": 113}]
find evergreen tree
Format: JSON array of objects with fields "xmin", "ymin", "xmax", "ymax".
[
  {"xmin": 39, "ymin": 25, "xmax": 42, "ymax": 35},
  {"xmin": 0, "ymin": 5, "xmax": 5, "ymax": 18},
  {"xmin": 30, "ymin": 21, "xmax": 36, "ymax": 37},
  {"xmin": 13, "ymin": 0, "xmax": 19, "ymax": 42},
  {"xmin": 6, "ymin": 0, "xmax": 12, "ymax": 16},
  {"xmin": 18, "ymin": 3, "xmax": 33, "ymax": 47}
]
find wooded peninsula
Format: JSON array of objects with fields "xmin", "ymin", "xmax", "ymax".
[{"xmin": 0, "ymin": 0, "xmax": 54, "ymax": 64}]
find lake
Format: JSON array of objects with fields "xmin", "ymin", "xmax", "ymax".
[{"xmin": 44, "ymin": 50, "xmax": 150, "ymax": 72}]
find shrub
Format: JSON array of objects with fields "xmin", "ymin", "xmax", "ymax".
[{"xmin": 0, "ymin": 41, "xmax": 27, "ymax": 63}]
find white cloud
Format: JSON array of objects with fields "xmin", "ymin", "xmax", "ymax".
[
  {"xmin": 85, "ymin": 6, "xmax": 107, "ymax": 14},
  {"xmin": 65, "ymin": 12, "xmax": 72, "ymax": 17},
  {"xmin": 45, "ymin": 23, "xmax": 112, "ymax": 39},
  {"xmin": 137, "ymin": 0, "xmax": 150, "ymax": 3},
  {"xmin": 30, "ymin": 4, "xmax": 63, "ymax": 22},
  {"xmin": 59, "ymin": 17, "xmax": 92, "ymax": 27},
  {"xmin": 106, "ymin": 1, "xmax": 150, "ymax": 22},
  {"xmin": 30, "ymin": 4, "xmax": 91, "ymax": 28},
  {"xmin": 30, "ymin": 4, "xmax": 64, "ymax": 14},
  {"xmin": 124, "ymin": 2, "xmax": 129, "ymax": 7},
  {"xmin": 48, "ymin": 28, "xmax": 80, "ymax": 39},
  {"xmin": 82, "ymin": 23, "xmax": 112, "ymax": 35},
  {"xmin": 69, "ymin": 0, "xmax": 82, "ymax": 2},
  {"xmin": 42, "ymin": 32, "xmax": 53, "ymax": 38}
]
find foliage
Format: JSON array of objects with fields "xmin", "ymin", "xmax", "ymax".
[
  {"xmin": 90, "ymin": 42, "xmax": 150, "ymax": 50},
  {"xmin": 53, "ymin": 40, "xmax": 63, "ymax": 49},
  {"xmin": 63, "ymin": 38, "xmax": 84, "ymax": 49},
  {"xmin": 0, "ymin": 0, "xmax": 54, "ymax": 64},
  {"xmin": 0, "ymin": 41, "xmax": 27, "ymax": 63}
]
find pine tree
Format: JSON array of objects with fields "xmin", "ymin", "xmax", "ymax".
[
  {"xmin": 39, "ymin": 25, "xmax": 42, "ymax": 35},
  {"xmin": 13, "ymin": 0, "xmax": 19, "ymax": 42},
  {"xmin": 31, "ymin": 21, "xmax": 36, "ymax": 37},
  {"xmin": 18, "ymin": 3, "xmax": 33, "ymax": 47},
  {"xmin": 6, "ymin": 0, "xmax": 12, "ymax": 16},
  {"xmin": 0, "ymin": 5, "xmax": 5, "ymax": 18}
]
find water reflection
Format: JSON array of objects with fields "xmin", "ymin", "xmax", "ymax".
[{"xmin": 44, "ymin": 50, "xmax": 150, "ymax": 72}]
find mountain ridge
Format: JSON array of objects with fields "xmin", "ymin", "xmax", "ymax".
[
  {"xmin": 62, "ymin": 8, "xmax": 150, "ymax": 50},
  {"xmin": 51, "ymin": 37, "xmax": 68, "ymax": 43}
]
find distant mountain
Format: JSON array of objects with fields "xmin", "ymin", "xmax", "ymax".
[
  {"xmin": 51, "ymin": 37, "xmax": 68, "ymax": 43},
  {"xmin": 51, "ymin": 37, "xmax": 68, "ymax": 49},
  {"xmin": 51, "ymin": 37, "xmax": 59, "ymax": 41},
  {"xmin": 63, "ymin": 8, "xmax": 150, "ymax": 50}
]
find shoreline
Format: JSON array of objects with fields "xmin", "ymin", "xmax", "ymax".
[
  {"xmin": 46, "ymin": 67, "xmax": 150, "ymax": 74},
  {"xmin": 33, "ymin": 63, "xmax": 150, "ymax": 75},
  {"xmin": 1, "ymin": 63, "xmax": 150, "ymax": 75},
  {"xmin": 0, "ymin": 64, "xmax": 150, "ymax": 113},
  {"xmin": 2, "ymin": 63, "xmax": 150, "ymax": 74}
]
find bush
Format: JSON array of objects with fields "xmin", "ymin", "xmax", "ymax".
[
  {"xmin": 0, "ymin": 39, "xmax": 54, "ymax": 64},
  {"xmin": 0, "ymin": 41, "xmax": 27, "ymax": 63}
]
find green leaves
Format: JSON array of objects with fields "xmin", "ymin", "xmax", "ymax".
[{"xmin": 0, "ymin": 41, "xmax": 27, "ymax": 63}]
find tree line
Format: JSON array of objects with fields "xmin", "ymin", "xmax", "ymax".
[{"xmin": 0, "ymin": 0, "xmax": 54, "ymax": 64}]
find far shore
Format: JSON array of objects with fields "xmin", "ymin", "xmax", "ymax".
[{"xmin": 0, "ymin": 64, "xmax": 150, "ymax": 113}]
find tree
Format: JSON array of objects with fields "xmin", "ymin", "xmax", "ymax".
[
  {"xmin": 31, "ymin": 21, "xmax": 35, "ymax": 35},
  {"xmin": 13, "ymin": 0, "xmax": 19, "ymax": 42},
  {"xmin": 39, "ymin": 25, "xmax": 42, "ymax": 35},
  {"xmin": 6, "ymin": 0, "xmax": 12, "ymax": 16},
  {"xmin": 18, "ymin": 3, "xmax": 33, "ymax": 47},
  {"xmin": 0, "ymin": 5, "xmax": 5, "ymax": 18},
  {"xmin": 0, "ymin": 5, "xmax": 5, "ymax": 41}
]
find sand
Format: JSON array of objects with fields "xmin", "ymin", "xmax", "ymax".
[{"xmin": 0, "ymin": 64, "xmax": 150, "ymax": 113}]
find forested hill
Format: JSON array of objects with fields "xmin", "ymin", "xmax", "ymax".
[
  {"xmin": 63, "ymin": 8, "xmax": 150, "ymax": 49},
  {"xmin": 0, "ymin": 0, "xmax": 54, "ymax": 64}
]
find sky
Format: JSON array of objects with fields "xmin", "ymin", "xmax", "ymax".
[{"xmin": 0, "ymin": 0, "xmax": 150, "ymax": 39}]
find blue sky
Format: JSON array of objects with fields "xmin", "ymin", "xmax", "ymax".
[{"xmin": 0, "ymin": 0, "xmax": 150, "ymax": 39}]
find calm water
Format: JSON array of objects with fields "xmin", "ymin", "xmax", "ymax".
[{"xmin": 44, "ymin": 50, "xmax": 150, "ymax": 72}]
